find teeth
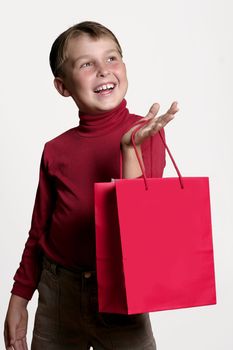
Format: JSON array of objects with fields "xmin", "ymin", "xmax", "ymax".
[
  {"xmin": 107, "ymin": 83, "xmax": 114, "ymax": 89},
  {"xmin": 95, "ymin": 83, "xmax": 115, "ymax": 92}
]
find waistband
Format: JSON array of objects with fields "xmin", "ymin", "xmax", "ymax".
[{"xmin": 42, "ymin": 255, "xmax": 96, "ymax": 279}]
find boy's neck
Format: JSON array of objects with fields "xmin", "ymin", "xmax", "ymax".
[{"xmin": 77, "ymin": 99, "xmax": 129, "ymax": 138}]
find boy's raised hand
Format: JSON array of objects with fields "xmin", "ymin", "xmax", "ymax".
[
  {"xmin": 121, "ymin": 101, "xmax": 179, "ymax": 147},
  {"xmin": 120, "ymin": 101, "xmax": 179, "ymax": 179}
]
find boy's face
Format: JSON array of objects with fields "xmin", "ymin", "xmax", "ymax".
[{"xmin": 55, "ymin": 34, "xmax": 128, "ymax": 114}]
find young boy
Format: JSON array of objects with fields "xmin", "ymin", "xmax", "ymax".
[{"xmin": 4, "ymin": 21, "xmax": 178, "ymax": 350}]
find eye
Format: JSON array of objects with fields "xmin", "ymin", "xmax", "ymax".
[
  {"xmin": 80, "ymin": 62, "xmax": 93, "ymax": 69},
  {"xmin": 107, "ymin": 56, "xmax": 117, "ymax": 62}
]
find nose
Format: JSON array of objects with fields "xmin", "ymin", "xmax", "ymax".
[{"xmin": 96, "ymin": 61, "xmax": 110, "ymax": 77}]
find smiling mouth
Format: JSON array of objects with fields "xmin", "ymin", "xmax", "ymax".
[{"xmin": 94, "ymin": 83, "xmax": 116, "ymax": 94}]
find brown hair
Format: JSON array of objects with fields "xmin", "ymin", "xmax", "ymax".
[{"xmin": 49, "ymin": 21, "xmax": 123, "ymax": 77}]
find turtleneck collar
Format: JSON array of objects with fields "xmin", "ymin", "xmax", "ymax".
[{"xmin": 77, "ymin": 99, "xmax": 129, "ymax": 138}]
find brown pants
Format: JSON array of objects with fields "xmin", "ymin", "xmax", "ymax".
[{"xmin": 31, "ymin": 257, "xmax": 156, "ymax": 350}]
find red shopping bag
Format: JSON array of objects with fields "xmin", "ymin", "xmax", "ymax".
[{"xmin": 94, "ymin": 122, "xmax": 216, "ymax": 314}]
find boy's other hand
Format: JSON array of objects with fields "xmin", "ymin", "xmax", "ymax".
[
  {"xmin": 4, "ymin": 294, "xmax": 29, "ymax": 350},
  {"xmin": 121, "ymin": 101, "xmax": 179, "ymax": 147}
]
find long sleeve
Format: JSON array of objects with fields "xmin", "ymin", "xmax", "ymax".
[
  {"xmin": 11, "ymin": 144, "xmax": 56, "ymax": 300},
  {"xmin": 10, "ymin": 101, "xmax": 167, "ymax": 297}
]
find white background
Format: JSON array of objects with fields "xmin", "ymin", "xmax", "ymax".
[{"xmin": 1, "ymin": 0, "xmax": 233, "ymax": 349}]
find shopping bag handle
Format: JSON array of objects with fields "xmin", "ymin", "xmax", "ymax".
[{"xmin": 130, "ymin": 119, "xmax": 184, "ymax": 190}]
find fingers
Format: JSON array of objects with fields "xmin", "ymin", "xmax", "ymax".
[
  {"xmin": 7, "ymin": 338, "xmax": 28, "ymax": 350},
  {"xmin": 4, "ymin": 323, "xmax": 28, "ymax": 350},
  {"xmin": 4, "ymin": 321, "xmax": 15, "ymax": 350},
  {"xmin": 136, "ymin": 101, "xmax": 179, "ymax": 143},
  {"xmin": 145, "ymin": 103, "xmax": 160, "ymax": 120},
  {"xmin": 167, "ymin": 101, "xmax": 179, "ymax": 115},
  {"xmin": 13, "ymin": 338, "xmax": 28, "ymax": 350},
  {"xmin": 22, "ymin": 337, "xmax": 28, "ymax": 350},
  {"xmin": 152, "ymin": 100, "xmax": 179, "ymax": 127},
  {"xmin": 144, "ymin": 101, "xmax": 178, "ymax": 127},
  {"xmin": 155, "ymin": 101, "xmax": 179, "ymax": 129},
  {"xmin": 124, "ymin": 100, "xmax": 179, "ymax": 146},
  {"xmin": 145, "ymin": 101, "xmax": 179, "ymax": 121}
]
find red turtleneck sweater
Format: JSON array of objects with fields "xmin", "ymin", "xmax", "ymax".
[{"xmin": 11, "ymin": 100, "xmax": 166, "ymax": 300}]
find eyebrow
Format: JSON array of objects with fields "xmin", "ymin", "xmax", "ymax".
[{"xmin": 72, "ymin": 49, "xmax": 120, "ymax": 66}]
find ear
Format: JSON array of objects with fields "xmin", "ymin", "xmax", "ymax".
[{"xmin": 53, "ymin": 77, "xmax": 71, "ymax": 97}]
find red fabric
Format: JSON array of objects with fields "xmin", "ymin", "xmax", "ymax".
[{"xmin": 11, "ymin": 99, "xmax": 166, "ymax": 300}]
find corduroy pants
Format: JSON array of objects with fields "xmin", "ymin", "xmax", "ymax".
[{"xmin": 31, "ymin": 256, "xmax": 157, "ymax": 350}]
